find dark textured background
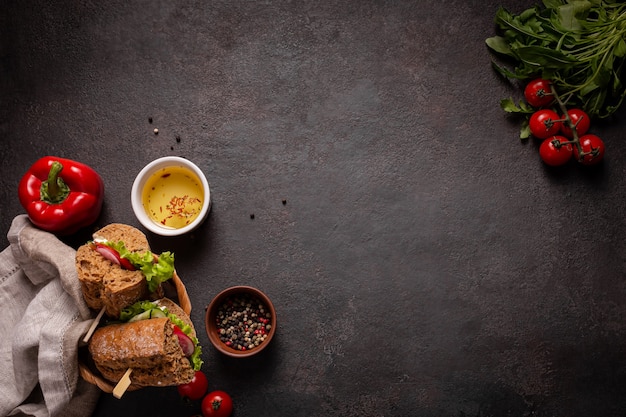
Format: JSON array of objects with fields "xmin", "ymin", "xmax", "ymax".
[{"xmin": 3, "ymin": 1, "xmax": 626, "ymax": 416}]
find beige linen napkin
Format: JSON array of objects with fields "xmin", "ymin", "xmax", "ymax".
[{"xmin": 0, "ymin": 215, "xmax": 100, "ymax": 417}]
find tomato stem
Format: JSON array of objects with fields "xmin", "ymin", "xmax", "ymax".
[{"xmin": 550, "ymin": 84, "xmax": 584, "ymax": 160}]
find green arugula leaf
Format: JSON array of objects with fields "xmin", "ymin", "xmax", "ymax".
[
  {"xmin": 500, "ymin": 98, "xmax": 534, "ymax": 114},
  {"xmin": 486, "ymin": 36, "xmax": 513, "ymax": 56},
  {"xmin": 514, "ymin": 46, "xmax": 577, "ymax": 67},
  {"xmin": 487, "ymin": 0, "xmax": 626, "ymax": 119},
  {"xmin": 542, "ymin": 0, "xmax": 563, "ymax": 9},
  {"xmin": 555, "ymin": 1, "xmax": 592, "ymax": 31},
  {"xmin": 614, "ymin": 39, "xmax": 626, "ymax": 58},
  {"xmin": 520, "ymin": 120, "xmax": 531, "ymax": 140}
]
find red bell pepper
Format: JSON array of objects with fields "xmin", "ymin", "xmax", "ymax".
[{"xmin": 18, "ymin": 156, "xmax": 105, "ymax": 235}]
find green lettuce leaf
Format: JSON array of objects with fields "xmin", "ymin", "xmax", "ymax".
[
  {"xmin": 103, "ymin": 241, "xmax": 175, "ymax": 293},
  {"xmin": 119, "ymin": 300, "xmax": 158, "ymax": 321}
]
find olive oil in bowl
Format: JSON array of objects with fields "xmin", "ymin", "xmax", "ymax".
[
  {"xmin": 132, "ymin": 156, "xmax": 211, "ymax": 236},
  {"xmin": 142, "ymin": 166, "xmax": 204, "ymax": 229}
]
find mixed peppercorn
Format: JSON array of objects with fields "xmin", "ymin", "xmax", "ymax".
[{"xmin": 215, "ymin": 294, "xmax": 272, "ymax": 351}]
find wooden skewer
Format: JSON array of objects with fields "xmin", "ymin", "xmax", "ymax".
[
  {"xmin": 113, "ymin": 368, "xmax": 133, "ymax": 399},
  {"xmin": 82, "ymin": 307, "xmax": 106, "ymax": 343}
]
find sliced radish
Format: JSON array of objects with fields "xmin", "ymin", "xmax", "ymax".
[
  {"xmin": 93, "ymin": 243, "xmax": 136, "ymax": 271},
  {"xmin": 172, "ymin": 325, "xmax": 195, "ymax": 356},
  {"xmin": 94, "ymin": 243, "xmax": 119, "ymax": 264}
]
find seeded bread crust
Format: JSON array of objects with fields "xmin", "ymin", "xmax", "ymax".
[
  {"xmin": 155, "ymin": 298, "xmax": 196, "ymax": 339},
  {"xmin": 76, "ymin": 224, "xmax": 152, "ymax": 317},
  {"xmin": 92, "ymin": 223, "xmax": 150, "ymax": 252},
  {"xmin": 88, "ymin": 317, "xmax": 195, "ymax": 387}
]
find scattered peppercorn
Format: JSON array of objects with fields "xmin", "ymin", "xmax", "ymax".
[
  {"xmin": 282, "ymin": 199, "xmax": 287, "ymax": 205},
  {"xmin": 250, "ymin": 213, "xmax": 255, "ymax": 219},
  {"xmin": 148, "ymin": 117, "xmax": 153, "ymax": 124},
  {"xmin": 176, "ymin": 135, "xmax": 181, "ymax": 143},
  {"xmin": 215, "ymin": 294, "xmax": 272, "ymax": 352}
]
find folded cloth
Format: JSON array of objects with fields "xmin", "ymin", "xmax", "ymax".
[{"xmin": 0, "ymin": 215, "xmax": 101, "ymax": 417}]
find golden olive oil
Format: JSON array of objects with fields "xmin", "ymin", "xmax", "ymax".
[{"xmin": 142, "ymin": 166, "xmax": 204, "ymax": 229}]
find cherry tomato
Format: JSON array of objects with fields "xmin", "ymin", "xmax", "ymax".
[
  {"xmin": 524, "ymin": 78, "xmax": 554, "ymax": 108},
  {"xmin": 529, "ymin": 109, "xmax": 562, "ymax": 139},
  {"xmin": 539, "ymin": 136, "xmax": 573, "ymax": 166},
  {"xmin": 201, "ymin": 391, "xmax": 233, "ymax": 417},
  {"xmin": 177, "ymin": 371, "xmax": 208, "ymax": 401},
  {"xmin": 574, "ymin": 134, "xmax": 605, "ymax": 165},
  {"xmin": 560, "ymin": 108, "xmax": 591, "ymax": 138}
]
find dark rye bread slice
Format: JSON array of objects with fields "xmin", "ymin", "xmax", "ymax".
[
  {"xmin": 88, "ymin": 317, "xmax": 195, "ymax": 387},
  {"xmin": 76, "ymin": 224, "xmax": 152, "ymax": 317}
]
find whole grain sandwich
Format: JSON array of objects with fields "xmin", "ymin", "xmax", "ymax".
[
  {"xmin": 88, "ymin": 298, "xmax": 202, "ymax": 387},
  {"xmin": 75, "ymin": 223, "xmax": 174, "ymax": 317},
  {"xmin": 76, "ymin": 224, "xmax": 202, "ymax": 389}
]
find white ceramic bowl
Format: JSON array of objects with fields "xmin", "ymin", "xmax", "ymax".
[{"xmin": 131, "ymin": 156, "xmax": 211, "ymax": 236}]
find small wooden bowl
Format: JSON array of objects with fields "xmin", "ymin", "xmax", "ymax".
[
  {"xmin": 205, "ymin": 286, "xmax": 276, "ymax": 358},
  {"xmin": 78, "ymin": 269, "xmax": 191, "ymax": 393}
]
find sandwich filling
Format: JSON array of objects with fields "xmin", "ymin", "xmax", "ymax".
[{"xmin": 92, "ymin": 239, "xmax": 175, "ymax": 293}]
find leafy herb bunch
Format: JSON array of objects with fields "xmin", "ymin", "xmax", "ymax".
[{"xmin": 486, "ymin": 0, "xmax": 626, "ymax": 121}]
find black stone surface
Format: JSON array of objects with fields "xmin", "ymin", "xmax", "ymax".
[{"xmin": 3, "ymin": 1, "xmax": 626, "ymax": 416}]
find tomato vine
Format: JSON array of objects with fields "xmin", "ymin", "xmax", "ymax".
[{"xmin": 486, "ymin": 0, "xmax": 626, "ymax": 120}]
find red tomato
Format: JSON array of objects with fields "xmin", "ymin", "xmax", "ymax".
[
  {"xmin": 560, "ymin": 109, "xmax": 591, "ymax": 138},
  {"xmin": 202, "ymin": 391, "xmax": 233, "ymax": 417},
  {"xmin": 529, "ymin": 109, "xmax": 562, "ymax": 139},
  {"xmin": 574, "ymin": 134, "xmax": 605, "ymax": 165},
  {"xmin": 524, "ymin": 78, "xmax": 554, "ymax": 108},
  {"xmin": 177, "ymin": 371, "xmax": 208, "ymax": 401},
  {"xmin": 539, "ymin": 136, "xmax": 573, "ymax": 166}
]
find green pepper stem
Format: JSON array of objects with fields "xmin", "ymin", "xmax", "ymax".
[{"xmin": 40, "ymin": 161, "xmax": 71, "ymax": 204}]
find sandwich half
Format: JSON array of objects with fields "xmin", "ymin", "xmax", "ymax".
[
  {"xmin": 88, "ymin": 298, "xmax": 202, "ymax": 387},
  {"xmin": 88, "ymin": 317, "xmax": 195, "ymax": 387},
  {"xmin": 75, "ymin": 223, "xmax": 173, "ymax": 317}
]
